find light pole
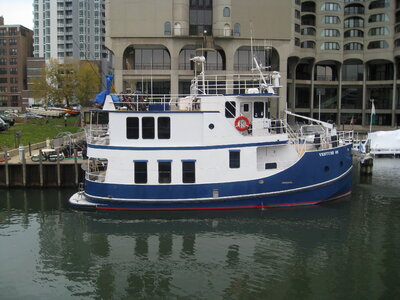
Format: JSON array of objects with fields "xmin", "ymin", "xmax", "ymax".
[{"xmin": 318, "ymin": 90, "xmax": 321, "ymax": 120}]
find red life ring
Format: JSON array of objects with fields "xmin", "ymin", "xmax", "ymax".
[{"xmin": 234, "ymin": 115, "xmax": 250, "ymax": 131}]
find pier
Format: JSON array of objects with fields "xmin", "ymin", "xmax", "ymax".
[{"xmin": 0, "ymin": 133, "xmax": 86, "ymax": 188}]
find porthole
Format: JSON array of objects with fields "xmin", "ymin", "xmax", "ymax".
[
  {"xmin": 324, "ymin": 166, "xmax": 330, "ymax": 172},
  {"xmin": 209, "ymin": 123, "xmax": 215, "ymax": 130},
  {"xmin": 340, "ymin": 161, "xmax": 344, "ymax": 167}
]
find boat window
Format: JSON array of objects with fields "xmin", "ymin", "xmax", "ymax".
[
  {"xmin": 182, "ymin": 161, "xmax": 196, "ymax": 183},
  {"xmin": 142, "ymin": 117, "xmax": 155, "ymax": 139},
  {"xmin": 229, "ymin": 150, "xmax": 240, "ymax": 168},
  {"xmin": 126, "ymin": 117, "xmax": 139, "ymax": 139},
  {"xmin": 265, "ymin": 101, "xmax": 269, "ymax": 118},
  {"xmin": 243, "ymin": 104, "xmax": 249, "ymax": 112},
  {"xmin": 265, "ymin": 162, "xmax": 277, "ymax": 169},
  {"xmin": 254, "ymin": 102, "xmax": 264, "ymax": 118},
  {"xmin": 158, "ymin": 117, "xmax": 170, "ymax": 139},
  {"xmin": 158, "ymin": 161, "xmax": 171, "ymax": 183},
  {"xmin": 225, "ymin": 101, "xmax": 236, "ymax": 118},
  {"xmin": 134, "ymin": 161, "xmax": 147, "ymax": 183}
]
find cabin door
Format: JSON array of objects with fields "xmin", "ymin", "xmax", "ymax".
[{"xmin": 240, "ymin": 103, "xmax": 252, "ymax": 121}]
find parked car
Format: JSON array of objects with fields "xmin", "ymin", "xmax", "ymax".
[
  {"xmin": 21, "ymin": 112, "xmax": 44, "ymax": 119},
  {"xmin": 0, "ymin": 117, "xmax": 9, "ymax": 131},
  {"xmin": 0, "ymin": 114, "xmax": 15, "ymax": 126}
]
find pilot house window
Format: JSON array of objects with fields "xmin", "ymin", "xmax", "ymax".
[
  {"xmin": 158, "ymin": 117, "xmax": 171, "ymax": 139},
  {"xmin": 225, "ymin": 101, "xmax": 236, "ymax": 118},
  {"xmin": 127, "ymin": 117, "xmax": 139, "ymax": 139},
  {"xmin": 142, "ymin": 117, "xmax": 155, "ymax": 139}
]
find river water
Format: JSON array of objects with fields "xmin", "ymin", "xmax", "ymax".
[{"xmin": 1, "ymin": 158, "xmax": 400, "ymax": 300}]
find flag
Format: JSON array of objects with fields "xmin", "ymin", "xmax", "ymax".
[
  {"xmin": 350, "ymin": 115, "xmax": 354, "ymax": 125},
  {"xmin": 371, "ymin": 102, "xmax": 376, "ymax": 125}
]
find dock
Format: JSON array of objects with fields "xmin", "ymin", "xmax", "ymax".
[{"xmin": 0, "ymin": 134, "xmax": 86, "ymax": 188}]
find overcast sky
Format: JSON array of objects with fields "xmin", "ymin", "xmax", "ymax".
[{"xmin": 0, "ymin": 0, "xmax": 33, "ymax": 29}]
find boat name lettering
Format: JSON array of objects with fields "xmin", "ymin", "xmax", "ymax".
[{"xmin": 319, "ymin": 150, "xmax": 339, "ymax": 157}]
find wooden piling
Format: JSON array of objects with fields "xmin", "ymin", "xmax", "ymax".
[
  {"xmin": 56, "ymin": 148, "xmax": 61, "ymax": 187},
  {"xmin": 21, "ymin": 146, "xmax": 26, "ymax": 186},
  {"xmin": 4, "ymin": 151, "xmax": 9, "ymax": 187},
  {"xmin": 39, "ymin": 150, "xmax": 43, "ymax": 187}
]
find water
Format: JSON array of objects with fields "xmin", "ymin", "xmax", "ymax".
[{"xmin": 1, "ymin": 159, "xmax": 400, "ymax": 300}]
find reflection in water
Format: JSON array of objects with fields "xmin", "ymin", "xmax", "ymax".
[{"xmin": 1, "ymin": 159, "xmax": 400, "ymax": 299}]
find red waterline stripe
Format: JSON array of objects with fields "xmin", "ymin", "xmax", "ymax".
[{"xmin": 95, "ymin": 190, "xmax": 352, "ymax": 212}]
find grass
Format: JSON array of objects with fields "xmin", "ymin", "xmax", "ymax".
[{"xmin": 0, "ymin": 116, "xmax": 82, "ymax": 151}]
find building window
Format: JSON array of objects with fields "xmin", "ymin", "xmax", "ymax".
[
  {"xmin": 344, "ymin": 29, "xmax": 364, "ymax": 38},
  {"xmin": 229, "ymin": 151, "xmax": 240, "ymax": 168},
  {"xmin": 225, "ymin": 101, "xmax": 236, "ymax": 118},
  {"xmin": 134, "ymin": 161, "xmax": 148, "ymax": 184},
  {"xmin": 321, "ymin": 29, "xmax": 340, "ymax": 37},
  {"xmin": 322, "ymin": 16, "xmax": 340, "ymax": 24},
  {"xmin": 369, "ymin": 0, "xmax": 390, "ymax": 10},
  {"xmin": 127, "ymin": 117, "xmax": 139, "ymax": 139},
  {"xmin": 11, "ymin": 96, "xmax": 18, "ymax": 107},
  {"xmin": 321, "ymin": 42, "xmax": 340, "ymax": 50},
  {"xmin": 321, "ymin": 2, "xmax": 341, "ymax": 11},
  {"xmin": 342, "ymin": 64, "xmax": 364, "ymax": 81},
  {"xmin": 158, "ymin": 161, "xmax": 171, "ymax": 183},
  {"xmin": 368, "ymin": 27, "xmax": 389, "ymax": 36},
  {"xmin": 124, "ymin": 47, "xmax": 171, "ymax": 70},
  {"xmin": 164, "ymin": 21, "xmax": 171, "ymax": 35},
  {"xmin": 233, "ymin": 23, "xmax": 240, "ymax": 36},
  {"xmin": 142, "ymin": 117, "xmax": 155, "ymax": 139},
  {"xmin": 301, "ymin": 41, "xmax": 315, "ymax": 49},
  {"xmin": 344, "ymin": 42, "xmax": 363, "ymax": 51},
  {"xmin": 369, "ymin": 13, "xmax": 389, "ymax": 23},
  {"xmin": 223, "ymin": 7, "xmax": 230, "ymax": 17},
  {"xmin": 158, "ymin": 117, "xmax": 170, "ymax": 139},
  {"xmin": 182, "ymin": 161, "xmax": 196, "ymax": 183},
  {"xmin": 301, "ymin": 27, "xmax": 315, "ymax": 35},
  {"xmin": 0, "ymin": 96, "xmax": 8, "ymax": 106},
  {"xmin": 189, "ymin": 0, "xmax": 213, "ymax": 35},
  {"xmin": 367, "ymin": 40, "xmax": 389, "ymax": 49},
  {"xmin": 344, "ymin": 17, "xmax": 364, "ymax": 28}
]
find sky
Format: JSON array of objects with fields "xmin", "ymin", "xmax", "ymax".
[{"xmin": 0, "ymin": 0, "xmax": 33, "ymax": 29}]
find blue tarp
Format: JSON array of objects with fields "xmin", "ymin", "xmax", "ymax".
[{"xmin": 94, "ymin": 75, "xmax": 120, "ymax": 105}]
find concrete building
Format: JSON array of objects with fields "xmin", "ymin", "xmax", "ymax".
[
  {"xmin": 0, "ymin": 17, "xmax": 33, "ymax": 111},
  {"xmin": 33, "ymin": 0, "xmax": 112, "ymax": 87},
  {"xmin": 105, "ymin": 0, "xmax": 400, "ymax": 129}
]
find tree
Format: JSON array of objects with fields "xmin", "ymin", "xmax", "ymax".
[{"xmin": 32, "ymin": 58, "xmax": 101, "ymax": 107}]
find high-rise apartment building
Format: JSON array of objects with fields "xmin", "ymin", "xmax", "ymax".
[
  {"xmin": 33, "ymin": 0, "xmax": 112, "ymax": 88},
  {"xmin": 106, "ymin": 0, "xmax": 400, "ymax": 129},
  {"xmin": 0, "ymin": 17, "xmax": 33, "ymax": 110},
  {"xmin": 33, "ymin": 0, "xmax": 106, "ymax": 60}
]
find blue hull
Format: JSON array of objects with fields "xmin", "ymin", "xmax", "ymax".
[{"xmin": 72, "ymin": 145, "xmax": 353, "ymax": 211}]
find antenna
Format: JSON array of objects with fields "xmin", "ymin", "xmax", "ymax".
[{"xmin": 250, "ymin": 21, "xmax": 254, "ymax": 71}]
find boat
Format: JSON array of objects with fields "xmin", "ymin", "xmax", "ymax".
[
  {"xmin": 367, "ymin": 129, "xmax": 400, "ymax": 157},
  {"xmin": 26, "ymin": 106, "xmax": 80, "ymax": 117},
  {"xmin": 69, "ymin": 56, "xmax": 354, "ymax": 211}
]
